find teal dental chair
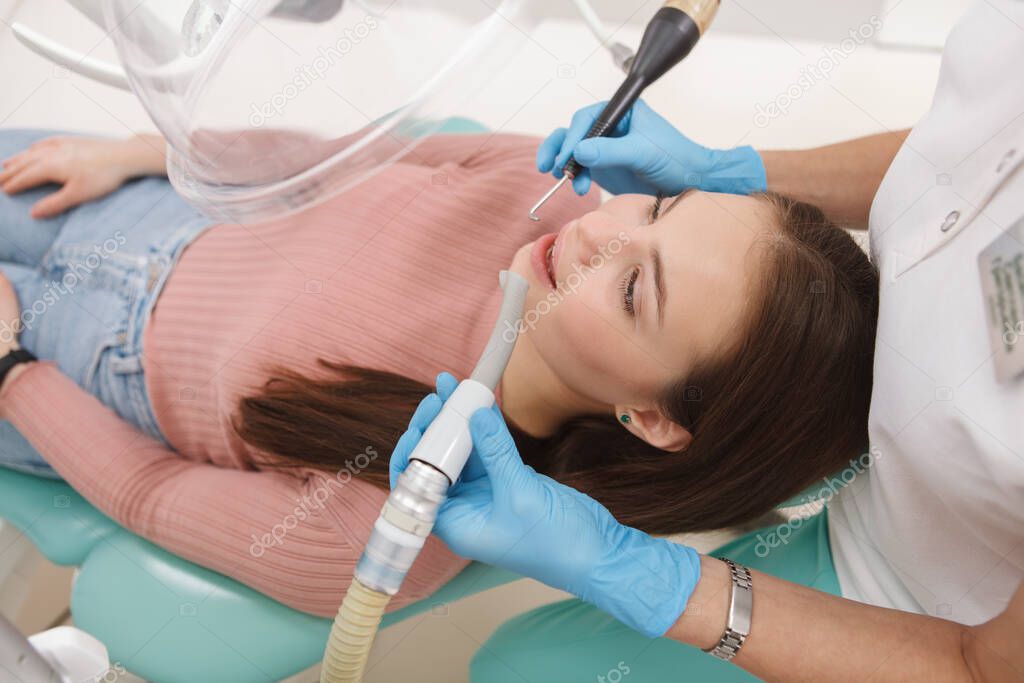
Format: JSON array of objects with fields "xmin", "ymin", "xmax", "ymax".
[
  {"xmin": 0, "ymin": 116, "xmax": 521, "ymax": 683},
  {"xmin": 0, "ymin": 460, "xmax": 833, "ymax": 683},
  {"xmin": 0, "ymin": 467, "xmax": 517, "ymax": 682}
]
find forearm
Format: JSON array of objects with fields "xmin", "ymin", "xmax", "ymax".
[
  {"xmin": 669, "ymin": 555, "xmax": 1015, "ymax": 682},
  {"xmin": 759, "ymin": 129, "xmax": 909, "ymax": 228},
  {"xmin": 0, "ymin": 362, "xmax": 194, "ymax": 525}
]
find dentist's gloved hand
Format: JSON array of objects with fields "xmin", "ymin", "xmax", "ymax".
[
  {"xmin": 537, "ymin": 99, "xmax": 766, "ymax": 198},
  {"xmin": 389, "ymin": 373, "xmax": 702, "ymax": 638}
]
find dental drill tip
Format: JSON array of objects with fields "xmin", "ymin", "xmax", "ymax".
[{"xmin": 529, "ymin": 175, "xmax": 570, "ymax": 221}]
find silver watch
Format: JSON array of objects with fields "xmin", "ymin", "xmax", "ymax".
[{"xmin": 702, "ymin": 558, "xmax": 752, "ymax": 661}]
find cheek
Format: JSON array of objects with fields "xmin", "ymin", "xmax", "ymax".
[
  {"xmin": 510, "ymin": 253, "xmax": 669, "ymax": 403},
  {"xmin": 524, "ymin": 294, "xmax": 647, "ymax": 401}
]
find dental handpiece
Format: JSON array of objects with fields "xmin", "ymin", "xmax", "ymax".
[
  {"xmin": 529, "ymin": 0, "xmax": 720, "ymax": 221},
  {"xmin": 351, "ymin": 271, "xmax": 528, "ymax": 597}
]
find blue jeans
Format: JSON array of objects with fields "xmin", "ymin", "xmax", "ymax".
[{"xmin": 0, "ymin": 129, "xmax": 212, "ymax": 478}]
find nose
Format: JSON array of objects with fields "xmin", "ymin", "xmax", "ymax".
[{"xmin": 573, "ymin": 210, "xmax": 637, "ymax": 265}]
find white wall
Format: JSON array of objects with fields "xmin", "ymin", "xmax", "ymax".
[{"xmin": 0, "ymin": 0, "xmax": 954, "ymax": 150}]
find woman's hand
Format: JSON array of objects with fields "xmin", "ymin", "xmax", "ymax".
[
  {"xmin": 537, "ymin": 98, "xmax": 767, "ymax": 197},
  {"xmin": 0, "ymin": 135, "xmax": 165, "ymax": 218},
  {"xmin": 0, "ymin": 271, "xmax": 22, "ymax": 355},
  {"xmin": 390, "ymin": 373, "xmax": 702, "ymax": 638},
  {"xmin": 0, "ymin": 272, "xmax": 31, "ymax": 394}
]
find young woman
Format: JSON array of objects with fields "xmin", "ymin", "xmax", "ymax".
[{"xmin": 0, "ymin": 128, "xmax": 877, "ymax": 616}]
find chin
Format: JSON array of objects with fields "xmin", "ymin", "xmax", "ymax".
[{"xmin": 508, "ymin": 243, "xmax": 533, "ymax": 284}]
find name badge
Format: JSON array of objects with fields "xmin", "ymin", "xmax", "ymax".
[{"xmin": 978, "ymin": 216, "xmax": 1024, "ymax": 383}]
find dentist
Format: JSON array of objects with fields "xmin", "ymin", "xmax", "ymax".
[{"xmin": 391, "ymin": 1, "xmax": 1024, "ymax": 680}]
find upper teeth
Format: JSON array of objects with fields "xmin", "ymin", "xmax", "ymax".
[{"xmin": 545, "ymin": 244, "xmax": 555, "ymax": 282}]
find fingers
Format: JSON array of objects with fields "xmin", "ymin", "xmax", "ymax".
[
  {"xmin": 536, "ymin": 128, "xmax": 567, "ymax": 173},
  {"xmin": 455, "ymin": 448, "xmax": 487, "ymax": 486},
  {"xmin": 468, "ymin": 407, "xmax": 525, "ymax": 487},
  {"xmin": 388, "ymin": 426, "xmax": 419, "ymax": 489},
  {"xmin": 0, "ymin": 271, "xmax": 22, "ymax": 346},
  {"xmin": 435, "ymin": 372, "xmax": 458, "ymax": 401},
  {"xmin": 537, "ymin": 101, "xmax": 609, "ymax": 179},
  {"xmin": 32, "ymin": 136, "xmax": 65, "ymax": 149},
  {"xmin": 0, "ymin": 156, "xmax": 32, "ymax": 190},
  {"xmin": 1, "ymin": 138, "xmax": 80, "ymax": 198},
  {"xmin": 571, "ymin": 169, "xmax": 592, "ymax": 196},
  {"xmin": 1, "ymin": 159, "xmax": 56, "ymax": 196},
  {"xmin": 30, "ymin": 186, "xmax": 78, "ymax": 219},
  {"xmin": 0, "ymin": 152, "xmax": 29, "ymax": 181},
  {"xmin": 390, "ymin": 373, "xmax": 460, "ymax": 489},
  {"xmin": 573, "ymin": 136, "xmax": 650, "ymax": 171},
  {"xmin": 432, "ymin": 479, "xmax": 492, "ymax": 557},
  {"xmin": 390, "ymin": 392, "xmax": 444, "ymax": 488},
  {"xmin": 554, "ymin": 101, "xmax": 618, "ymax": 172},
  {"xmin": 408, "ymin": 392, "xmax": 443, "ymax": 433}
]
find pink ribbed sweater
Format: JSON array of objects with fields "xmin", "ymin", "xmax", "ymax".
[{"xmin": 0, "ymin": 133, "xmax": 598, "ymax": 616}]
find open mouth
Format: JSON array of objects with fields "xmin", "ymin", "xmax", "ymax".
[
  {"xmin": 544, "ymin": 241, "xmax": 556, "ymax": 288},
  {"xmin": 531, "ymin": 232, "xmax": 558, "ymax": 289}
]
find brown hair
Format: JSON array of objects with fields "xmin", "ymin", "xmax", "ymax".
[{"xmin": 235, "ymin": 193, "xmax": 878, "ymax": 534}]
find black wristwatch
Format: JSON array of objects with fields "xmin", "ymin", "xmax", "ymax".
[{"xmin": 0, "ymin": 348, "xmax": 37, "ymax": 389}]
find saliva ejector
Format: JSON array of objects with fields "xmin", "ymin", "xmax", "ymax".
[
  {"xmin": 529, "ymin": 0, "xmax": 721, "ymax": 221},
  {"xmin": 319, "ymin": 270, "xmax": 528, "ymax": 683}
]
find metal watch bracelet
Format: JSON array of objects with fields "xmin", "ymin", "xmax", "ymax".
[{"xmin": 702, "ymin": 558, "xmax": 752, "ymax": 661}]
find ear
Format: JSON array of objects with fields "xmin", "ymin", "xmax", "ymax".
[{"xmin": 616, "ymin": 406, "xmax": 692, "ymax": 452}]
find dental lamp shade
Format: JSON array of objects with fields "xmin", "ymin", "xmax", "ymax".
[
  {"xmin": 95, "ymin": 0, "xmax": 538, "ymax": 223},
  {"xmin": 12, "ymin": 0, "xmax": 649, "ymax": 223}
]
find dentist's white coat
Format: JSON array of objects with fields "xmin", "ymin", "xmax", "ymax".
[{"xmin": 829, "ymin": 0, "xmax": 1024, "ymax": 625}]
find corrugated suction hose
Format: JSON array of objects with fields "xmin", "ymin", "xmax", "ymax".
[{"xmin": 320, "ymin": 579, "xmax": 391, "ymax": 682}]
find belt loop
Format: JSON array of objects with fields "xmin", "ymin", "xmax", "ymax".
[
  {"xmin": 108, "ymin": 353, "xmax": 144, "ymax": 375},
  {"xmin": 146, "ymin": 258, "xmax": 163, "ymax": 292}
]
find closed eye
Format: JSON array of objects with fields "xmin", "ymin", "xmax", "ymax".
[
  {"xmin": 647, "ymin": 193, "xmax": 664, "ymax": 224},
  {"xmin": 620, "ymin": 266, "xmax": 639, "ymax": 315}
]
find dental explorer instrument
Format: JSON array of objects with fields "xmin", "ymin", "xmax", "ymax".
[
  {"xmin": 529, "ymin": 0, "xmax": 720, "ymax": 221},
  {"xmin": 320, "ymin": 270, "xmax": 528, "ymax": 683}
]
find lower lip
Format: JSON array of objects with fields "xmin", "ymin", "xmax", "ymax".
[{"xmin": 530, "ymin": 232, "xmax": 557, "ymax": 289}]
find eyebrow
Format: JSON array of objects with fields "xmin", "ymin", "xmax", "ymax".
[
  {"xmin": 660, "ymin": 190, "xmax": 690, "ymax": 218},
  {"xmin": 647, "ymin": 189, "xmax": 690, "ymax": 328},
  {"xmin": 651, "ymin": 247, "xmax": 665, "ymax": 328}
]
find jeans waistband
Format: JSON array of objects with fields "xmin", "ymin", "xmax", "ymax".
[
  {"xmin": 124, "ymin": 215, "xmax": 213, "ymax": 445},
  {"xmin": 134, "ymin": 215, "xmax": 214, "ymax": 349}
]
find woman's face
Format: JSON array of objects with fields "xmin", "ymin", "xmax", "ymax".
[{"xmin": 509, "ymin": 190, "xmax": 775, "ymax": 418}]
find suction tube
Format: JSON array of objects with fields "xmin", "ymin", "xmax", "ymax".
[{"xmin": 320, "ymin": 271, "xmax": 528, "ymax": 683}]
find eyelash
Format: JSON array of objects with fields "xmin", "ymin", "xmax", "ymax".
[
  {"xmin": 620, "ymin": 267, "xmax": 639, "ymax": 316},
  {"xmin": 621, "ymin": 194, "xmax": 663, "ymax": 316},
  {"xmin": 648, "ymin": 193, "xmax": 664, "ymax": 223}
]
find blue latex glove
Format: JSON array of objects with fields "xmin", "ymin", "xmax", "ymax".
[
  {"xmin": 390, "ymin": 373, "xmax": 702, "ymax": 638},
  {"xmin": 537, "ymin": 98, "xmax": 766, "ymax": 197}
]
